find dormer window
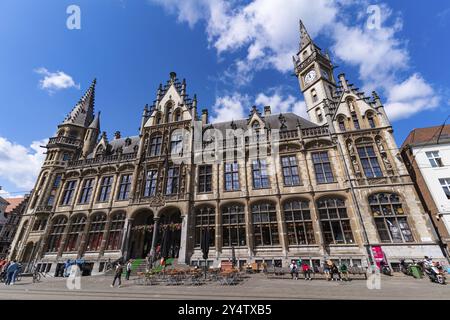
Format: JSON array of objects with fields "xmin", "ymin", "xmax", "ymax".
[
  {"xmin": 165, "ymin": 103, "xmax": 173, "ymax": 123},
  {"xmin": 125, "ymin": 138, "xmax": 132, "ymax": 147},
  {"xmin": 352, "ymin": 112, "xmax": 360, "ymax": 130},
  {"xmin": 367, "ymin": 113, "xmax": 376, "ymax": 128},
  {"xmin": 338, "ymin": 116, "xmax": 346, "ymax": 132},
  {"xmin": 174, "ymin": 109, "xmax": 182, "ymax": 122}
]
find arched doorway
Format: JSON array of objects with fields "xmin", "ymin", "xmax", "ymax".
[
  {"xmin": 155, "ymin": 209, "xmax": 182, "ymax": 259},
  {"xmin": 129, "ymin": 210, "xmax": 154, "ymax": 259}
]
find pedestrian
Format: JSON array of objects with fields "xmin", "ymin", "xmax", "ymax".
[
  {"xmin": 125, "ymin": 259, "xmax": 132, "ymax": 280},
  {"xmin": 302, "ymin": 262, "xmax": 312, "ymax": 280},
  {"xmin": 289, "ymin": 260, "xmax": 298, "ymax": 280},
  {"xmin": 339, "ymin": 263, "xmax": 349, "ymax": 281},
  {"xmin": 324, "ymin": 260, "xmax": 331, "ymax": 281},
  {"xmin": 331, "ymin": 262, "xmax": 341, "ymax": 281},
  {"xmin": 5, "ymin": 260, "xmax": 19, "ymax": 285},
  {"xmin": 12, "ymin": 263, "xmax": 22, "ymax": 284},
  {"xmin": 111, "ymin": 262, "xmax": 124, "ymax": 288}
]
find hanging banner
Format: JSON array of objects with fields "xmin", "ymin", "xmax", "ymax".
[{"xmin": 371, "ymin": 246, "xmax": 385, "ymax": 268}]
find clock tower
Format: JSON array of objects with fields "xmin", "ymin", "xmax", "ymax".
[{"xmin": 294, "ymin": 20, "xmax": 336, "ymax": 125}]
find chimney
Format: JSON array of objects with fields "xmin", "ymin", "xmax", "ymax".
[
  {"xmin": 114, "ymin": 131, "xmax": 121, "ymax": 139},
  {"xmin": 201, "ymin": 109, "xmax": 209, "ymax": 125},
  {"xmin": 264, "ymin": 106, "xmax": 271, "ymax": 116}
]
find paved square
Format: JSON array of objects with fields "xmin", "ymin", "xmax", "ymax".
[{"xmin": 0, "ymin": 274, "xmax": 449, "ymax": 300}]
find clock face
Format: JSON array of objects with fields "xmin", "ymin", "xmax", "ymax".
[{"xmin": 304, "ymin": 70, "xmax": 317, "ymax": 85}]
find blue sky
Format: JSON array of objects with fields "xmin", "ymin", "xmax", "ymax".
[{"xmin": 0, "ymin": 0, "xmax": 449, "ymax": 196}]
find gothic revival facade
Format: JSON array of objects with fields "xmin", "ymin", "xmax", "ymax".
[{"xmin": 11, "ymin": 22, "xmax": 445, "ymax": 274}]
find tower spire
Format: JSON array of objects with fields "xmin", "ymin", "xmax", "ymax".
[
  {"xmin": 299, "ymin": 20, "xmax": 312, "ymax": 50},
  {"xmin": 61, "ymin": 78, "xmax": 96, "ymax": 127}
]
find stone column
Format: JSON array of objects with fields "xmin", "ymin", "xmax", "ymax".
[
  {"xmin": 99, "ymin": 215, "xmax": 112, "ymax": 256},
  {"xmin": 215, "ymin": 201, "xmax": 222, "ymax": 259},
  {"xmin": 177, "ymin": 214, "xmax": 189, "ymax": 264},
  {"xmin": 275, "ymin": 199, "xmax": 288, "ymax": 258},
  {"xmin": 120, "ymin": 218, "xmax": 134, "ymax": 260},
  {"xmin": 311, "ymin": 196, "xmax": 326, "ymax": 256},
  {"xmin": 57, "ymin": 220, "xmax": 71, "ymax": 258},
  {"xmin": 149, "ymin": 217, "xmax": 160, "ymax": 258},
  {"xmin": 245, "ymin": 200, "xmax": 254, "ymax": 259},
  {"xmin": 77, "ymin": 218, "xmax": 92, "ymax": 259}
]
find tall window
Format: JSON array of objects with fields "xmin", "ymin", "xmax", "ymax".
[
  {"xmin": 117, "ymin": 174, "xmax": 132, "ymax": 201},
  {"xmin": 426, "ymin": 151, "xmax": 444, "ymax": 168},
  {"xmin": 61, "ymin": 180, "xmax": 77, "ymax": 205},
  {"xmin": 352, "ymin": 112, "xmax": 360, "ymax": 130},
  {"xmin": 284, "ymin": 200, "xmax": 315, "ymax": 245},
  {"xmin": 53, "ymin": 174, "xmax": 62, "ymax": 188},
  {"xmin": 194, "ymin": 206, "xmax": 215, "ymax": 248},
  {"xmin": 316, "ymin": 108, "xmax": 323, "ymax": 122},
  {"xmin": 357, "ymin": 146, "xmax": 383, "ymax": 178},
  {"xmin": 224, "ymin": 162, "xmax": 240, "ymax": 191},
  {"xmin": 312, "ymin": 152, "xmax": 334, "ymax": 184},
  {"xmin": 98, "ymin": 176, "xmax": 113, "ymax": 202},
  {"xmin": 106, "ymin": 212, "xmax": 126, "ymax": 250},
  {"xmin": 174, "ymin": 109, "xmax": 182, "ymax": 122},
  {"xmin": 165, "ymin": 104, "xmax": 173, "ymax": 123},
  {"xmin": 222, "ymin": 205, "xmax": 246, "ymax": 247},
  {"xmin": 439, "ymin": 178, "xmax": 450, "ymax": 199},
  {"xmin": 338, "ymin": 117, "xmax": 346, "ymax": 132},
  {"xmin": 46, "ymin": 216, "xmax": 67, "ymax": 253},
  {"xmin": 64, "ymin": 215, "xmax": 86, "ymax": 252},
  {"xmin": 369, "ymin": 193, "xmax": 414, "ymax": 243},
  {"xmin": 86, "ymin": 213, "xmax": 106, "ymax": 251},
  {"xmin": 281, "ymin": 156, "xmax": 301, "ymax": 186},
  {"xmin": 311, "ymin": 89, "xmax": 318, "ymax": 103},
  {"xmin": 252, "ymin": 203, "xmax": 279, "ymax": 246},
  {"xmin": 144, "ymin": 170, "xmax": 158, "ymax": 197},
  {"xmin": 165, "ymin": 167, "xmax": 179, "ymax": 195},
  {"xmin": 252, "ymin": 159, "xmax": 269, "ymax": 189},
  {"xmin": 198, "ymin": 165, "xmax": 212, "ymax": 193},
  {"xmin": 79, "ymin": 178, "xmax": 94, "ymax": 204},
  {"xmin": 149, "ymin": 135, "xmax": 162, "ymax": 156},
  {"xmin": 318, "ymin": 198, "xmax": 354, "ymax": 244},
  {"xmin": 367, "ymin": 113, "xmax": 376, "ymax": 128},
  {"xmin": 170, "ymin": 132, "xmax": 183, "ymax": 155}
]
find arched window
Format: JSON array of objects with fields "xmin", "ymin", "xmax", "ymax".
[
  {"xmin": 357, "ymin": 145, "xmax": 383, "ymax": 178},
  {"xmin": 174, "ymin": 109, "xmax": 182, "ymax": 122},
  {"xmin": 222, "ymin": 204, "xmax": 246, "ymax": 247},
  {"xmin": 86, "ymin": 213, "xmax": 107, "ymax": 251},
  {"xmin": 64, "ymin": 215, "xmax": 86, "ymax": 252},
  {"xmin": 165, "ymin": 103, "xmax": 173, "ymax": 123},
  {"xmin": 337, "ymin": 116, "xmax": 346, "ymax": 132},
  {"xmin": 149, "ymin": 134, "xmax": 162, "ymax": 156},
  {"xmin": 46, "ymin": 216, "xmax": 68, "ymax": 253},
  {"xmin": 32, "ymin": 216, "xmax": 47, "ymax": 231},
  {"xmin": 252, "ymin": 202, "xmax": 279, "ymax": 246},
  {"xmin": 317, "ymin": 198, "xmax": 354, "ymax": 244},
  {"xmin": 367, "ymin": 112, "xmax": 376, "ymax": 128},
  {"xmin": 155, "ymin": 114, "xmax": 162, "ymax": 125},
  {"xmin": 316, "ymin": 108, "xmax": 323, "ymax": 122},
  {"xmin": 194, "ymin": 206, "xmax": 215, "ymax": 248},
  {"xmin": 351, "ymin": 112, "xmax": 360, "ymax": 130},
  {"xmin": 284, "ymin": 200, "xmax": 315, "ymax": 245},
  {"xmin": 106, "ymin": 212, "xmax": 126, "ymax": 250},
  {"xmin": 369, "ymin": 193, "xmax": 414, "ymax": 243}
]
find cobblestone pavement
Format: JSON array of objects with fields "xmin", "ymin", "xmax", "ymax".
[{"xmin": 0, "ymin": 274, "xmax": 449, "ymax": 300}]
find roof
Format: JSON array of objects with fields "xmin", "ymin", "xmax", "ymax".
[
  {"xmin": 211, "ymin": 113, "xmax": 316, "ymax": 132},
  {"xmin": 3, "ymin": 197, "xmax": 25, "ymax": 218},
  {"xmin": 86, "ymin": 135, "xmax": 140, "ymax": 159},
  {"xmin": 61, "ymin": 79, "xmax": 96, "ymax": 127},
  {"xmin": 401, "ymin": 124, "xmax": 450, "ymax": 149}
]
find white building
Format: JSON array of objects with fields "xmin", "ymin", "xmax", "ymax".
[{"xmin": 401, "ymin": 125, "xmax": 450, "ymax": 259}]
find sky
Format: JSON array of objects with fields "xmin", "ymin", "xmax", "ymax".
[{"xmin": 0, "ymin": 0, "xmax": 449, "ymax": 197}]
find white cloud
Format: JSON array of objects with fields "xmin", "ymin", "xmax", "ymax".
[
  {"xmin": 210, "ymin": 93, "xmax": 249, "ymax": 123},
  {"xmin": 385, "ymin": 74, "xmax": 440, "ymax": 121},
  {"xmin": 35, "ymin": 67, "xmax": 79, "ymax": 93},
  {"xmin": 255, "ymin": 92, "xmax": 307, "ymax": 118},
  {"xmin": 149, "ymin": 0, "xmax": 441, "ymax": 121},
  {"xmin": 0, "ymin": 137, "xmax": 47, "ymax": 190}
]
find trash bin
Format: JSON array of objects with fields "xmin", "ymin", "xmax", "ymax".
[{"xmin": 409, "ymin": 265, "xmax": 422, "ymax": 279}]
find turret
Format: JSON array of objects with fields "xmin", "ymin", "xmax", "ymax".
[{"xmin": 82, "ymin": 111, "xmax": 101, "ymax": 158}]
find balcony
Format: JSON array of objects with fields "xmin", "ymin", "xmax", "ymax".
[
  {"xmin": 47, "ymin": 136, "xmax": 82, "ymax": 148},
  {"xmin": 68, "ymin": 152, "xmax": 137, "ymax": 168},
  {"xmin": 35, "ymin": 205, "xmax": 53, "ymax": 213},
  {"xmin": 301, "ymin": 126, "xmax": 329, "ymax": 138}
]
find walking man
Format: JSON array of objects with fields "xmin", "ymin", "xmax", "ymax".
[
  {"xmin": 111, "ymin": 262, "xmax": 124, "ymax": 288},
  {"xmin": 5, "ymin": 260, "xmax": 19, "ymax": 285},
  {"xmin": 125, "ymin": 260, "xmax": 133, "ymax": 280}
]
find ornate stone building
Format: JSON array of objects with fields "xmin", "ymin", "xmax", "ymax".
[{"xmin": 11, "ymin": 22, "xmax": 445, "ymax": 275}]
